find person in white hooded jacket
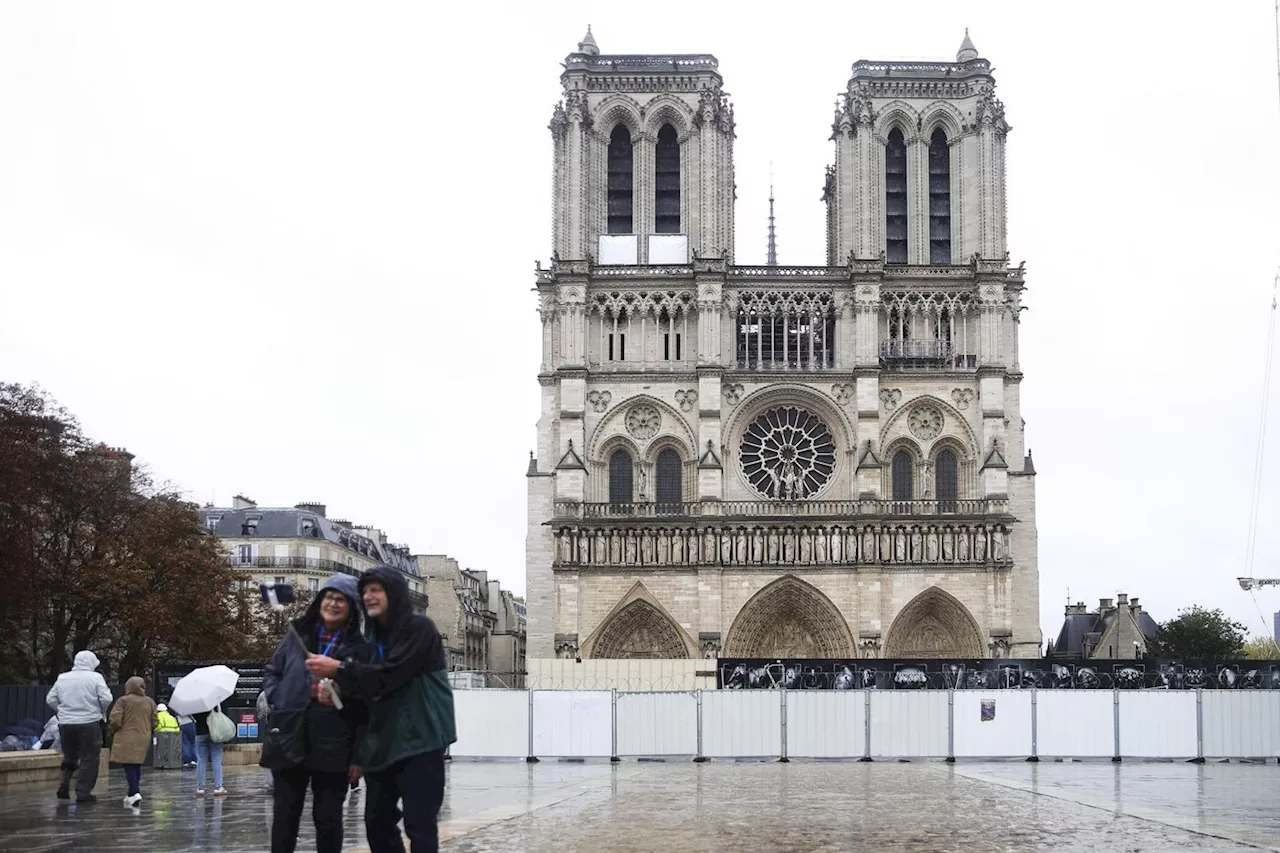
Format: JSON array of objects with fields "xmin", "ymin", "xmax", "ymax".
[{"xmin": 45, "ymin": 650, "xmax": 114, "ymax": 803}]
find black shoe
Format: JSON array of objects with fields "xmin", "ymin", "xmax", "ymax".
[
  {"xmin": 56, "ymin": 787, "xmax": 69, "ymax": 800},
  {"xmin": 75, "ymin": 794, "xmax": 97, "ymax": 804}
]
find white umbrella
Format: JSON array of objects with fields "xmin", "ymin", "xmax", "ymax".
[{"xmin": 167, "ymin": 665, "xmax": 240, "ymax": 716}]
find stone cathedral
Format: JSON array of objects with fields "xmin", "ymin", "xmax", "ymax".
[{"xmin": 526, "ymin": 29, "xmax": 1040, "ymax": 662}]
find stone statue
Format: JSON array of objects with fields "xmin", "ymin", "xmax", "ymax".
[
  {"xmin": 974, "ymin": 526, "xmax": 987, "ymax": 561},
  {"xmin": 992, "ymin": 526, "xmax": 1007, "ymax": 561},
  {"xmin": 624, "ymin": 530, "xmax": 638, "ymax": 564},
  {"xmin": 609, "ymin": 530, "xmax": 622, "ymax": 564},
  {"xmin": 941, "ymin": 528, "xmax": 954, "ymax": 562},
  {"xmin": 910, "ymin": 527, "xmax": 924, "ymax": 562},
  {"xmin": 878, "ymin": 526, "xmax": 892, "ymax": 562},
  {"xmin": 921, "ymin": 460, "xmax": 933, "ymax": 498},
  {"xmin": 767, "ymin": 529, "xmax": 780, "ymax": 563},
  {"xmin": 720, "ymin": 529, "xmax": 733, "ymax": 563},
  {"xmin": 957, "ymin": 528, "xmax": 970, "ymax": 562},
  {"xmin": 774, "ymin": 458, "xmax": 804, "ymax": 500},
  {"xmin": 736, "ymin": 529, "xmax": 748, "ymax": 562},
  {"xmin": 703, "ymin": 528, "xmax": 717, "ymax": 563},
  {"xmin": 894, "ymin": 528, "xmax": 907, "ymax": 562},
  {"xmin": 641, "ymin": 530, "xmax": 654, "ymax": 565},
  {"xmin": 815, "ymin": 529, "xmax": 827, "ymax": 564},
  {"xmin": 799, "ymin": 529, "xmax": 812, "ymax": 563},
  {"xmin": 638, "ymin": 467, "xmax": 648, "ymax": 501},
  {"xmin": 925, "ymin": 527, "xmax": 940, "ymax": 562},
  {"xmin": 752, "ymin": 528, "xmax": 765, "ymax": 564}
]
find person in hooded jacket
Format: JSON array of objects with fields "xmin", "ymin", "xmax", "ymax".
[
  {"xmin": 262, "ymin": 574, "xmax": 369, "ymax": 853},
  {"xmin": 306, "ymin": 565, "xmax": 455, "ymax": 853},
  {"xmin": 45, "ymin": 650, "xmax": 114, "ymax": 803},
  {"xmin": 108, "ymin": 676, "xmax": 157, "ymax": 806}
]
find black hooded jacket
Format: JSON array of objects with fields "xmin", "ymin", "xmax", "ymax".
[
  {"xmin": 333, "ymin": 565, "xmax": 455, "ymax": 771},
  {"xmin": 260, "ymin": 574, "xmax": 368, "ymax": 772}
]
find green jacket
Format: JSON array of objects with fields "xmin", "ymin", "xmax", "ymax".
[{"xmin": 335, "ymin": 565, "xmax": 456, "ymax": 772}]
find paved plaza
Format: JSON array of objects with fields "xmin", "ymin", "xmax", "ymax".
[{"xmin": 0, "ymin": 759, "xmax": 1277, "ymax": 852}]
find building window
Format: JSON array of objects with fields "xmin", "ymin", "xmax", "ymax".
[
  {"xmin": 928, "ymin": 128, "xmax": 951, "ymax": 263},
  {"xmin": 608, "ymin": 449, "xmax": 633, "ymax": 507},
  {"xmin": 654, "ymin": 123, "xmax": 680, "ymax": 233},
  {"xmin": 205, "ymin": 515, "xmax": 221, "ymax": 532},
  {"xmin": 237, "ymin": 544, "xmax": 255, "ymax": 565},
  {"xmin": 308, "ymin": 577, "xmax": 319, "ymax": 592},
  {"xmin": 655, "ymin": 448, "xmax": 682, "ymax": 510},
  {"xmin": 891, "ymin": 451, "xmax": 913, "ymax": 501},
  {"xmin": 607, "ymin": 125, "xmax": 633, "ymax": 234},
  {"xmin": 936, "ymin": 450, "xmax": 958, "ymax": 508},
  {"xmin": 885, "ymin": 127, "xmax": 908, "ymax": 264},
  {"xmin": 275, "ymin": 576, "xmax": 286, "ymax": 587}
]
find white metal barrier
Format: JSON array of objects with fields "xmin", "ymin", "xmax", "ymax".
[{"xmin": 452, "ymin": 689, "xmax": 1280, "ymax": 762}]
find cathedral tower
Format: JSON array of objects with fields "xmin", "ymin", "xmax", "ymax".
[{"xmin": 527, "ymin": 31, "xmax": 1039, "ymax": 663}]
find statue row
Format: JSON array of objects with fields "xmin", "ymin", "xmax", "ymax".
[{"xmin": 552, "ymin": 522, "xmax": 1012, "ymax": 568}]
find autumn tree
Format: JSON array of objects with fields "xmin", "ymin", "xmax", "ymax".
[
  {"xmin": 1239, "ymin": 635, "xmax": 1280, "ymax": 660},
  {"xmin": 1148, "ymin": 606, "xmax": 1247, "ymax": 659},
  {"xmin": 0, "ymin": 383, "xmax": 267, "ymax": 683}
]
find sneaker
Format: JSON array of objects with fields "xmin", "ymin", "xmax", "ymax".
[
  {"xmin": 195, "ymin": 789, "xmax": 205, "ymax": 798},
  {"xmin": 56, "ymin": 786, "xmax": 69, "ymax": 800},
  {"xmin": 212, "ymin": 788, "xmax": 227, "ymax": 798},
  {"xmin": 123, "ymin": 793, "xmax": 142, "ymax": 807},
  {"xmin": 75, "ymin": 794, "xmax": 97, "ymax": 804}
]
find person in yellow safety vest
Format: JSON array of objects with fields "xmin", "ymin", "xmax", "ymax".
[{"xmin": 155, "ymin": 704, "xmax": 180, "ymax": 733}]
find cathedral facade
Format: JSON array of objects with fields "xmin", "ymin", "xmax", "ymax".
[{"xmin": 526, "ymin": 29, "xmax": 1040, "ymax": 662}]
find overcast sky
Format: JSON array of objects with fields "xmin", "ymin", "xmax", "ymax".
[{"xmin": 3, "ymin": 2, "xmax": 1279, "ymax": 646}]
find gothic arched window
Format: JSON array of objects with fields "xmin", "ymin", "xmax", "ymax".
[
  {"xmin": 928, "ymin": 127, "xmax": 951, "ymax": 263},
  {"xmin": 655, "ymin": 448, "xmax": 682, "ymax": 512},
  {"xmin": 885, "ymin": 127, "xmax": 908, "ymax": 264},
  {"xmin": 608, "ymin": 125, "xmax": 634, "ymax": 234},
  {"xmin": 891, "ymin": 450, "xmax": 913, "ymax": 501},
  {"xmin": 936, "ymin": 449, "xmax": 958, "ymax": 510},
  {"xmin": 609, "ymin": 448, "xmax": 634, "ymax": 507},
  {"xmin": 655, "ymin": 124, "xmax": 680, "ymax": 234}
]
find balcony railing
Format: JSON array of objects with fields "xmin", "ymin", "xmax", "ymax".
[
  {"xmin": 228, "ymin": 556, "xmax": 360, "ymax": 576},
  {"xmin": 553, "ymin": 498, "xmax": 1008, "ymax": 521},
  {"xmin": 879, "ymin": 339, "xmax": 978, "ymax": 371}
]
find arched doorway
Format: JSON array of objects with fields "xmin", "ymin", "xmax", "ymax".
[
  {"xmin": 723, "ymin": 576, "xmax": 855, "ymax": 658},
  {"xmin": 883, "ymin": 587, "xmax": 984, "ymax": 658},
  {"xmin": 585, "ymin": 588, "xmax": 692, "ymax": 659}
]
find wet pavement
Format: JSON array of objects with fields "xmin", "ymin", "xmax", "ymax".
[{"xmin": 0, "ymin": 759, "xmax": 1276, "ymax": 852}]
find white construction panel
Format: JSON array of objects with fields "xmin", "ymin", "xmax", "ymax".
[
  {"xmin": 598, "ymin": 235, "xmax": 638, "ymax": 265},
  {"xmin": 616, "ymin": 692, "xmax": 698, "ymax": 757},
  {"xmin": 786, "ymin": 691, "xmax": 867, "ymax": 758},
  {"xmin": 702, "ymin": 691, "xmax": 782, "ymax": 758},
  {"xmin": 869, "ymin": 691, "xmax": 949, "ymax": 758},
  {"xmin": 531, "ymin": 690, "xmax": 613, "ymax": 758},
  {"xmin": 1119, "ymin": 690, "xmax": 1197, "ymax": 758},
  {"xmin": 1202, "ymin": 691, "xmax": 1280, "ymax": 758},
  {"xmin": 952, "ymin": 691, "xmax": 1032, "ymax": 758},
  {"xmin": 451, "ymin": 690, "xmax": 529, "ymax": 758},
  {"xmin": 647, "ymin": 234, "xmax": 689, "ymax": 264},
  {"xmin": 1035, "ymin": 691, "xmax": 1115, "ymax": 758}
]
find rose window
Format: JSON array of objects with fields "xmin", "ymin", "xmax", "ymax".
[
  {"xmin": 626, "ymin": 405, "xmax": 660, "ymax": 440},
  {"xmin": 908, "ymin": 405, "xmax": 943, "ymax": 440},
  {"xmin": 739, "ymin": 406, "xmax": 836, "ymax": 500}
]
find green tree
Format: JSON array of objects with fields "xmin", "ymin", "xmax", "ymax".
[
  {"xmin": 1148, "ymin": 606, "xmax": 1247, "ymax": 658},
  {"xmin": 1240, "ymin": 635, "xmax": 1280, "ymax": 660}
]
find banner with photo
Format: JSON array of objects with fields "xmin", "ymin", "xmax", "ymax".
[{"xmin": 717, "ymin": 658, "xmax": 1280, "ymax": 690}]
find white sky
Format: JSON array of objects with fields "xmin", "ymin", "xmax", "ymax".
[{"xmin": 3, "ymin": 2, "xmax": 1280, "ymax": 648}]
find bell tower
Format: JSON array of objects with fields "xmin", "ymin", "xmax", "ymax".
[{"xmin": 549, "ymin": 28, "xmax": 736, "ymax": 265}]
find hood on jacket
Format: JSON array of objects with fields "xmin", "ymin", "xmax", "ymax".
[
  {"xmin": 125, "ymin": 676, "xmax": 146, "ymax": 696},
  {"xmin": 295, "ymin": 573, "xmax": 363, "ymax": 636},
  {"xmin": 358, "ymin": 564, "xmax": 413, "ymax": 639},
  {"xmin": 72, "ymin": 651, "xmax": 100, "ymax": 672}
]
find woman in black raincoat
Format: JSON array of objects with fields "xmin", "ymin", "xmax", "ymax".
[{"xmin": 260, "ymin": 574, "xmax": 368, "ymax": 853}]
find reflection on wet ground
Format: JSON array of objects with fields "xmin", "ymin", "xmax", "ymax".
[{"xmin": 0, "ymin": 759, "xmax": 1275, "ymax": 851}]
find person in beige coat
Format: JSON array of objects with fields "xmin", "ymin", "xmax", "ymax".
[{"xmin": 108, "ymin": 676, "xmax": 156, "ymax": 807}]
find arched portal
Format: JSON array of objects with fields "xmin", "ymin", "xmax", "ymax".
[
  {"xmin": 723, "ymin": 576, "xmax": 855, "ymax": 658},
  {"xmin": 586, "ymin": 598, "xmax": 691, "ymax": 659},
  {"xmin": 883, "ymin": 587, "xmax": 985, "ymax": 658}
]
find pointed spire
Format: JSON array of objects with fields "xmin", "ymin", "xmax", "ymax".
[
  {"xmin": 956, "ymin": 28, "xmax": 978, "ymax": 62},
  {"xmin": 766, "ymin": 163, "xmax": 777, "ymax": 266},
  {"xmin": 578, "ymin": 25, "xmax": 600, "ymax": 57}
]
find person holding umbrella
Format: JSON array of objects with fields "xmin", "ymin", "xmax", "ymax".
[
  {"xmin": 166, "ymin": 664, "xmax": 240, "ymax": 798},
  {"xmin": 260, "ymin": 575, "xmax": 367, "ymax": 853},
  {"xmin": 306, "ymin": 565, "xmax": 455, "ymax": 853}
]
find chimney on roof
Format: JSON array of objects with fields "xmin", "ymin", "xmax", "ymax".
[
  {"xmin": 295, "ymin": 502, "xmax": 327, "ymax": 517},
  {"xmin": 1099, "ymin": 598, "xmax": 1113, "ymax": 612},
  {"xmin": 1130, "ymin": 597, "xmax": 1140, "ymax": 610},
  {"xmin": 1116, "ymin": 592, "xmax": 1128, "ymax": 606},
  {"xmin": 232, "ymin": 494, "xmax": 257, "ymax": 509}
]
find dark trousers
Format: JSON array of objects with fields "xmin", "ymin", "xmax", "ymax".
[
  {"xmin": 365, "ymin": 750, "xmax": 445, "ymax": 853},
  {"xmin": 122, "ymin": 763, "xmax": 141, "ymax": 796},
  {"xmin": 272, "ymin": 766, "xmax": 349, "ymax": 853},
  {"xmin": 58, "ymin": 722, "xmax": 102, "ymax": 797},
  {"xmin": 180, "ymin": 723, "xmax": 196, "ymax": 764}
]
